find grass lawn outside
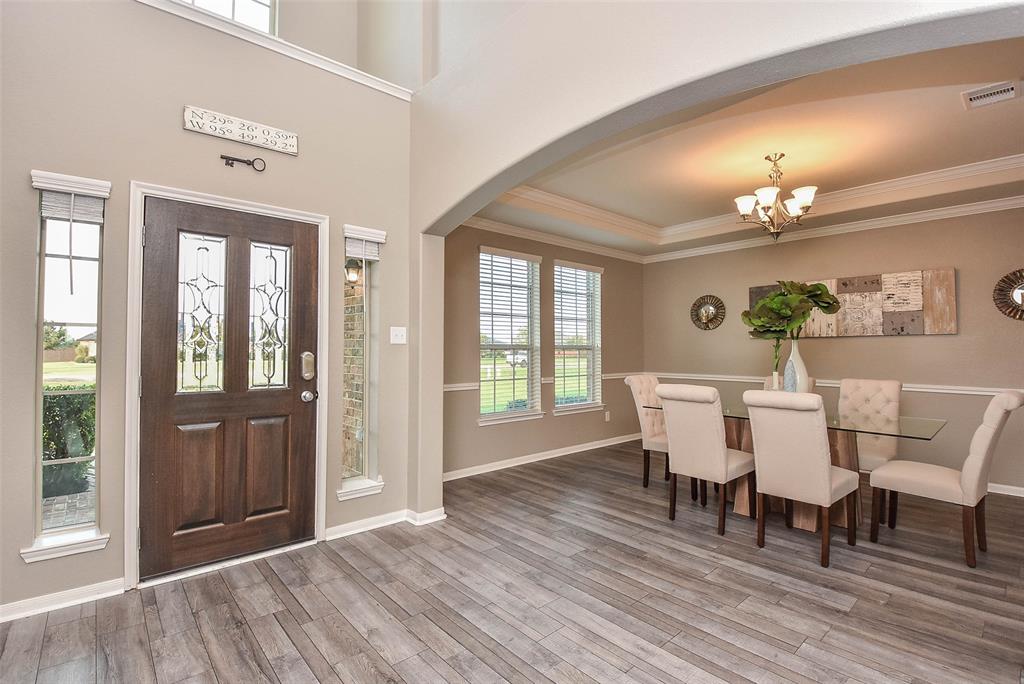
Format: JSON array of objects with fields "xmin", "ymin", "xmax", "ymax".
[
  {"xmin": 43, "ymin": 360, "xmax": 96, "ymax": 387},
  {"xmin": 480, "ymin": 355, "xmax": 593, "ymax": 414}
]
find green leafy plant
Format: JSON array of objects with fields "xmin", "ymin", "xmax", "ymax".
[
  {"xmin": 741, "ymin": 281, "xmax": 841, "ymax": 371},
  {"xmin": 41, "ymin": 383, "xmax": 96, "ymax": 497}
]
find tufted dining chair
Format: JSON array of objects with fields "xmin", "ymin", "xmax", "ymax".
[
  {"xmin": 743, "ymin": 390, "xmax": 859, "ymax": 567},
  {"xmin": 870, "ymin": 391, "xmax": 1024, "ymax": 567},
  {"xmin": 656, "ymin": 384, "xmax": 756, "ymax": 534},
  {"xmin": 763, "ymin": 376, "xmax": 817, "ymax": 392},
  {"xmin": 839, "ymin": 378, "xmax": 902, "ymax": 523},
  {"xmin": 624, "ymin": 375, "xmax": 670, "ymax": 488}
]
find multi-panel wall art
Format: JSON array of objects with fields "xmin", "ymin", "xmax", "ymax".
[{"xmin": 749, "ymin": 268, "xmax": 957, "ymax": 337}]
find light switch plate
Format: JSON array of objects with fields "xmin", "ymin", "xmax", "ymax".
[{"xmin": 389, "ymin": 326, "xmax": 407, "ymax": 344}]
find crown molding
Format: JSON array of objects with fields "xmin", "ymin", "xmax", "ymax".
[
  {"xmin": 462, "ymin": 216, "xmax": 645, "ymax": 263},
  {"xmin": 497, "ymin": 186, "xmax": 662, "ymax": 243},
  {"xmin": 644, "ymin": 195, "xmax": 1024, "ymax": 263},
  {"xmin": 660, "ymin": 153, "xmax": 1024, "ymax": 242},
  {"xmin": 31, "ymin": 170, "xmax": 111, "ymax": 198},
  {"xmin": 134, "ymin": 0, "xmax": 412, "ymax": 102}
]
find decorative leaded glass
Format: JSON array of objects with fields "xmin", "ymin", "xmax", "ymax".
[
  {"xmin": 249, "ymin": 242, "xmax": 291, "ymax": 389},
  {"xmin": 176, "ymin": 232, "xmax": 226, "ymax": 392}
]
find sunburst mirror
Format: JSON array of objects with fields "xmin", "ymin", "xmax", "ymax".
[
  {"xmin": 993, "ymin": 269, "xmax": 1024, "ymax": 321},
  {"xmin": 690, "ymin": 295, "xmax": 726, "ymax": 330}
]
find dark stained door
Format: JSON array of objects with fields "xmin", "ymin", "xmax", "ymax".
[{"xmin": 139, "ymin": 197, "xmax": 317, "ymax": 579}]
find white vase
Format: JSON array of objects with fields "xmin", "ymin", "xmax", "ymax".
[
  {"xmin": 783, "ymin": 339, "xmax": 810, "ymax": 392},
  {"xmin": 771, "ymin": 371, "xmax": 780, "ymax": 390}
]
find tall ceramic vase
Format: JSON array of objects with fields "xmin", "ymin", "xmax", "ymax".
[{"xmin": 783, "ymin": 338, "xmax": 810, "ymax": 392}]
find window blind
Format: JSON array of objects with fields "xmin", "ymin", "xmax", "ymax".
[
  {"xmin": 553, "ymin": 263, "xmax": 602, "ymax": 407},
  {"xmin": 479, "ymin": 250, "xmax": 541, "ymax": 417},
  {"xmin": 345, "ymin": 238, "xmax": 381, "ymax": 261},
  {"xmin": 40, "ymin": 191, "xmax": 105, "ymax": 224}
]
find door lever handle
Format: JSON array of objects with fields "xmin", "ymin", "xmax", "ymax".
[{"xmin": 300, "ymin": 351, "xmax": 315, "ymax": 380}]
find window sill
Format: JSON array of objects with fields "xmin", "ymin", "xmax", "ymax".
[
  {"xmin": 336, "ymin": 476, "xmax": 385, "ymax": 502},
  {"xmin": 553, "ymin": 402, "xmax": 605, "ymax": 416},
  {"xmin": 20, "ymin": 527, "xmax": 110, "ymax": 563},
  {"xmin": 478, "ymin": 410, "xmax": 545, "ymax": 427}
]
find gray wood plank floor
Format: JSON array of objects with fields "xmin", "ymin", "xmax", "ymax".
[{"xmin": 3, "ymin": 440, "xmax": 1023, "ymax": 683}]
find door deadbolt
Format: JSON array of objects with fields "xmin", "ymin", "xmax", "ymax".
[{"xmin": 300, "ymin": 351, "xmax": 315, "ymax": 380}]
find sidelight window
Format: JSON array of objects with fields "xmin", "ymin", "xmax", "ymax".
[
  {"xmin": 183, "ymin": 0, "xmax": 276, "ymax": 34},
  {"xmin": 35, "ymin": 180, "xmax": 108, "ymax": 533}
]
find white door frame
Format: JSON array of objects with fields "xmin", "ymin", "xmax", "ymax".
[{"xmin": 123, "ymin": 181, "xmax": 330, "ymax": 589}]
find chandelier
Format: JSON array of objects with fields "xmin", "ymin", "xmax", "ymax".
[{"xmin": 734, "ymin": 153, "xmax": 817, "ymax": 241}]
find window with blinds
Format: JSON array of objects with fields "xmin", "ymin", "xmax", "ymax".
[
  {"xmin": 554, "ymin": 261, "xmax": 602, "ymax": 408},
  {"xmin": 37, "ymin": 188, "xmax": 106, "ymax": 532},
  {"xmin": 479, "ymin": 248, "xmax": 541, "ymax": 418}
]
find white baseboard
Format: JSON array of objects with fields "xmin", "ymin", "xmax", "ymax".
[
  {"xmin": 0, "ymin": 578, "xmax": 124, "ymax": 623},
  {"xmin": 407, "ymin": 507, "xmax": 447, "ymax": 525},
  {"xmin": 442, "ymin": 432, "xmax": 642, "ymax": 482},
  {"xmin": 988, "ymin": 482, "xmax": 1024, "ymax": 498},
  {"xmin": 324, "ymin": 507, "xmax": 447, "ymax": 540}
]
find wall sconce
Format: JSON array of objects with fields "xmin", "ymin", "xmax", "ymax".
[{"xmin": 345, "ymin": 258, "xmax": 362, "ymax": 284}]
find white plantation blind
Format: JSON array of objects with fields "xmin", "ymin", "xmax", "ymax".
[
  {"xmin": 479, "ymin": 248, "xmax": 541, "ymax": 417},
  {"xmin": 554, "ymin": 261, "xmax": 602, "ymax": 407},
  {"xmin": 345, "ymin": 238, "xmax": 381, "ymax": 261},
  {"xmin": 40, "ymin": 191, "xmax": 105, "ymax": 224}
]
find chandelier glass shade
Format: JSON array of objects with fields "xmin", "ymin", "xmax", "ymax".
[{"xmin": 734, "ymin": 153, "xmax": 816, "ymax": 241}]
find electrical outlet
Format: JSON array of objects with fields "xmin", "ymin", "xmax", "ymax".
[
  {"xmin": 389, "ymin": 326, "xmax": 407, "ymax": 344},
  {"xmin": 604, "ymin": 411, "xmax": 611, "ymax": 422}
]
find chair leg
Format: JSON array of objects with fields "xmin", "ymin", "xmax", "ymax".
[
  {"xmin": 713, "ymin": 482, "xmax": 720, "ymax": 494},
  {"xmin": 717, "ymin": 484, "xmax": 727, "ymax": 535},
  {"xmin": 820, "ymin": 505, "xmax": 831, "ymax": 567},
  {"xmin": 783, "ymin": 499, "xmax": 793, "ymax": 529},
  {"xmin": 664, "ymin": 455, "xmax": 670, "ymax": 481},
  {"xmin": 870, "ymin": 487, "xmax": 881, "ymax": 543},
  {"xmin": 756, "ymin": 493, "xmax": 766, "ymax": 548},
  {"xmin": 668, "ymin": 473, "xmax": 677, "ymax": 521},
  {"xmin": 642, "ymin": 449, "xmax": 650, "ymax": 488},
  {"xmin": 887, "ymin": 491, "xmax": 898, "ymax": 529},
  {"xmin": 747, "ymin": 472, "xmax": 757, "ymax": 519},
  {"xmin": 976, "ymin": 497, "xmax": 987, "ymax": 552},
  {"xmin": 846, "ymin": 492, "xmax": 856, "ymax": 546},
  {"xmin": 690, "ymin": 477, "xmax": 698, "ymax": 501},
  {"xmin": 962, "ymin": 505, "xmax": 977, "ymax": 568},
  {"xmin": 877, "ymin": 488, "xmax": 886, "ymax": 523},
  {"xmin": 699, "ymin": 480, "xmax": 707, "ymax": 508}
]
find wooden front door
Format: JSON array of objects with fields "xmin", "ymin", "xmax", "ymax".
[{"xmin": 139, "ymin": 197, "xmax": 318, "ymax": 579}]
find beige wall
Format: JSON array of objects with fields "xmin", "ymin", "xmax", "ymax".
[
  {"xmin": 643, "ymin": 210, "xmax": 1024, "ymax": 487},
  {"xmin": 277, "ymin": 0, "xmax": 358, "ymax": 67},
  {"xmin": 1, "ymin": 0, "xmax": 412, "ymax": 605},
  {"xmin": 443, "ymin": 226, "xmax": 643, "ymax": 474}
]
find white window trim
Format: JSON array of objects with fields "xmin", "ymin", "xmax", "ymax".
[
  {"xmin": 344, "ymin": 224, "xmax": 387, "ymax": 244},
  {"xmin": 20, "ymin": 527, "xmax": 110, "ymax": 563},
  {"xmin": 478, "ymin": 409, "xmax": 545, "ymax": 427},
  {"xmin": 553, "ymin": 402, "xmax": 606, "ymax": 416},
  {"xmin": 31, "ymin": 170, "xmax": 111, "ymax": 198},
  {"xmin": 336, "ymin": 476, "xmax": 385, "ymax": 501},
  {"xmin": 133, "ymin": 0, "xmax": 411, "ymax": 101}
]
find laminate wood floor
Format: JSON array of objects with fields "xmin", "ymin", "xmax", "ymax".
[{"xmin": 3, "ymin": 440, "xmax": 1023, "ymax": 683}]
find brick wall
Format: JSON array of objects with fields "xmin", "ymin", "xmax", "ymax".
[{"xmin": 342, "ymin": 269, "xmax": 366, "ymax": 479}]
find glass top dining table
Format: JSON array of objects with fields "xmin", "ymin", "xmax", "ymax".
[{"xmin": 641, "ymin": 403, "xmax": 946, "ymax": 441}]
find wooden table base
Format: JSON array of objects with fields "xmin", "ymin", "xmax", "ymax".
[{"xmin": 725, "ymin": 417, "xmax": 862, "ymax": 532}]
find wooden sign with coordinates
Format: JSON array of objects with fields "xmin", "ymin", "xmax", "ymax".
[{"xmin": 183, "ymin": 105, "xmax": 298, "ymax": 156}]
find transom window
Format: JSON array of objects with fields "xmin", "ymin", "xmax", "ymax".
[
  {"xmin": 37, "ymin": 189, "xmax": 106, "ymax": 532},
  {"xmin": 479, "ymin": 248, "xmax": 541, "ymax": 419},
  {"xmin": 554, "ymin": 261, "xmax": 602, "ymax": 409},
  {"xmin": 185, "ymin": 0, "xmax": 275, "ymax": 34}
]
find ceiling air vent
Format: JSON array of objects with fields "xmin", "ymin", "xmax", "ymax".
[{"xmin": 961, "ymin": 81, "xmax": 1018, "ymax": 110}]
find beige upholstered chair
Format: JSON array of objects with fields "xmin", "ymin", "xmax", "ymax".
[
  {"xmin": 763, "ymin": 376, "xmax": 816, "ymax": 392},
  {"xmin": 655, "ymin": 384, "xmax": 755, "ymax": 534},
  {"xmin": 839, "ymin": 378, "xmax": 902, "ymax": 525},
  {"xmin": 743, "ymin": 390, "xmax": 859, "ymax": 566},
  {"xmin": 624, "ymin": 375, "xmax": 669, "ymax": 487},
  {"xmin": 870, "ymin": 391, "xmax": 1024, "ymax": 567}
]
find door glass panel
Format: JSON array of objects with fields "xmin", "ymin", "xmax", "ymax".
[
  {"xmin": 249, "ymin": 242, "xmax": 290, "ymax": 389},
  {"xmin": 177, "ymin": 232, "xmax": 226, "ymax": 392}
]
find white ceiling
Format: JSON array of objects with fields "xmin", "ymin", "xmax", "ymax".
[{"xmin": 473, "ymin": 38, "xmax": 1024, "ymax": 257}]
